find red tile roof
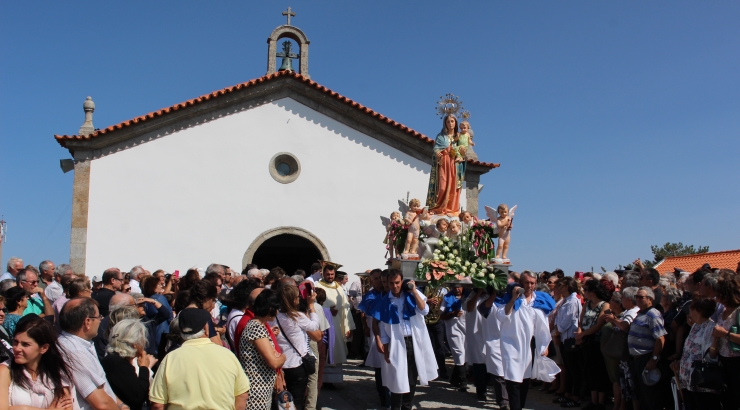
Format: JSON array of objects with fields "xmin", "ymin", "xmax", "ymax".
[
  {"xmin": 654, "ymin": 249, "xmax": 740, "ymax": 274},
  {"xmin": 54, "ymin": 71, "xmax": 499, "ymax": 169}
]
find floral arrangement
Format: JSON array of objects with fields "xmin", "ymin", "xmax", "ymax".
[
  {"xmin": 415, "ymin": 235, "xmax": 508, "ymax": 290},
  {"xmin": 468, "ymin": 219, "xmax": 497, "ymax": 258},
  {"xmin": 386, "ymin": 220, "xmax": 407, "ymax": 256}
]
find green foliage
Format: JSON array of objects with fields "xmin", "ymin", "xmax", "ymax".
[{"xmin": 644, "ymin": 242, "xmax": 709, "ymax": 268}]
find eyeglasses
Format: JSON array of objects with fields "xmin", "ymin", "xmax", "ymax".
[
  {"xmin": 23, "ymin": 280, "xmax": 39, "ymax": 285},
  {"xmin": 113, "ymin": 277, "xmax": 123, "ymax": 282},
  {"xmin": 87, "ymin": 315, "xmax": 102, "ymax": 320}
]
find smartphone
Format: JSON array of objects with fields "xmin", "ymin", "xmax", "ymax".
[{"xmin": 173, "ymin": 270, "xmax": 180, "ymax": 279}]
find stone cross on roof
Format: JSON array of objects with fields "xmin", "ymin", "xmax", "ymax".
[{"xmin": 282, "ymin": 7, "xmax": 296, "ymax": 25}]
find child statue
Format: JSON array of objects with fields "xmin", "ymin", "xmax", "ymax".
[
  {"xmin": 459, "ymin": 210, "xmax": 475, "ymax": 234},
  {"xmin": 447, "ymin": 219, "xmax": 462, "ymax": 242},
  {"xmin": 382, "ymin": 211, "xmax": 402, "ymax": 259},
  {"xmin": 485, "ymin": 204, "xmax": 517, "ymax": 264},
  {"xmin": 455, "ymin": 121, "xmax": 474, "ymax": 162},
  {"xmin": 418, "ymin": 217, "xmax": 449, "ymax": 259},
  {"xmin": 401, "ymin": 199, "xmax": 424, "ymax": 259}
]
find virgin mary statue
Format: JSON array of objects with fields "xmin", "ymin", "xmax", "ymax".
[{"xmin": 426, "ymin": 114, "xmax": 461, "ymax": 216}]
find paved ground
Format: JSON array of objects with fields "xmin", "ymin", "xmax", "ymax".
[{"xmin": 317, "ymin": 359, "xmax": 569, "ymax": 410}]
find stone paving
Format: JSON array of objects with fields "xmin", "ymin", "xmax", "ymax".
[{"xmin": 317, "ymin": 359, "xmax": 569, "ymax": 410}]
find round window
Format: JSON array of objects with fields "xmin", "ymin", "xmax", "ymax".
[{"xmin": 269, "ymin": 152, "xmax": 301, "ymax": 184}]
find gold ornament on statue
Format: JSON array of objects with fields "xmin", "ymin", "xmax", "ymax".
[{"xmin": 435, "ymin": 93, "xmax": 465, "ymax": 119}]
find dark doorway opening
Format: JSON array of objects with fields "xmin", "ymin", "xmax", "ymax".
[{"xmin": 251, "ymin": 234, "xmax": 323, "ymax": 276}]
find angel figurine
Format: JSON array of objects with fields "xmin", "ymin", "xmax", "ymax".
[
  {"xmin": 381, "ymin": 211, "xmax": 402, "ymax": 259},
  {"xmin": 447, "ymin": 219, "xmax": 462, "ymax": 241},
  {"xmin": 401, "ymin": 198, "xmax": 424, "ymax": 259},
  {"xmin": 485, "ymin": 204, "xmax": 517, "ymax": 264}
]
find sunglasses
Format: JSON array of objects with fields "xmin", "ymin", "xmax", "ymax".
[
  {"xmin": 123, "ymin": 287, "xmax": 131, "ymax": 293},
  {"xmin": 635, "ymin": 295, "xmax": 648, "ymax": 300},
  {"xmin": 23, "ymin": 280, "xmax": 39, "ymax": 285}
]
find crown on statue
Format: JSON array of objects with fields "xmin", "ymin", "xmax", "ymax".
[{"xmin": 435, "ymin": 93, "xmax": 465, "ymax": 119}]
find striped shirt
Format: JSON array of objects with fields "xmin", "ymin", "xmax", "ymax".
[
  {"xmin": 628, "ymin": 307, "xmax": 667, "ymax": 357},
  {"xmin": 57, "ymin": 332, "xmax": 117, "ymax": 409}
]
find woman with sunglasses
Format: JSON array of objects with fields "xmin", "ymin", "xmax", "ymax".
[{"xmin": 3, "ymin": 287, "xmax": 29, "ymax": 337}]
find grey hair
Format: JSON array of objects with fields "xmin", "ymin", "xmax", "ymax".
[
  {"xmin": 592, "ymin": 273, "xmax": 603, "ymax": 281},
  {"xmin": 39, "ymin": 260, "xmax": 54, "ymax": 273},
  {"xmin": 622, "ymin": 287, "xmax": 638, "ymax": 303},
  {"xmin": 259, "ymin": 269, "xmax": 270, "ymax": 276},
  {"xmin": 130, "ymin": 292, "xmax": 144, "ymax": 301},
  {"xmin": 638, "ymin": 286, "xmax": 656, "ymax": 301},
  {"xmin": 603, "ymin": 272, "xmax": 619, "ymax": 288},
  {"xmin": 703, "ymin": 273, "xmax": 720, "ymax": 293},
  {"xmin": 291, "ymin": 275, "xmax": 304, "ymax": 283},
  {"xmin": 206, "ymin": 264, "xmax": 225, "ymax": 276},
  {"xmin": 0, "ymin": 279, "xmax": 15, "ymax": 294},
  {"xmin": 107, "ymin": 319, "xmax": 148, "ymax": 358},
  {"xmin": 6, "ymin": 257, "xmax": 22, "ymax": 272},
  {"xmin": 622, "ymin": 273, "xmax": 641, "ymax": 289},
  {"xmin": 54, "ymin": 264, "xmax": 73, "ymax": 278},
  {"xmin": 105, "ymin": 306, "xmax": 140, "ymax": 340},
  {"xmin": 109, "ymin": 293, "xmax": 135, "ymax": 312},
  {"xmin": 520, "ymin": 270, "xmax": 536, "ymax": 280},
  {"xmin": 677, "ymin": 272, "xmax": 690, "ymax": 285},
  {"xmin": 182, "ymin": 329, "xmax": 206, "ymax": 341},
  {"xmin": 129, "ymin": 266, "xmax": 145, "ymax": 280},
  {"xmin": 247, "ymin": 268, "xmax": 262, "ymax": 278},
  {"xmin": 661, "ymin": 287, "xmax": 682, "ymax": 305},
  {"xmin": 16, "ymin": 270, "xmax": 36, "ymax": 286}
]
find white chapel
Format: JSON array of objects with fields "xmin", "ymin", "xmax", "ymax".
[{"xmin": 55, "ymin": 17, "xmax": 498, "ymax": 278}]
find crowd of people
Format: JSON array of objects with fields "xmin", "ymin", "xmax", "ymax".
[{"xmin": 0, "ymin": 255, "xmax": 738, "ymax": 410}]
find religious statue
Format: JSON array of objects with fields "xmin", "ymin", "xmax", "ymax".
[
  {"xmin": 381, "ymin": 211, "xmax": 402, "ymax": 259},
  {"xmin": 447, "ymin": 219, "xmax": 462, "ymax": 242},
  {"xmin": 426, "ymin": 94, "xmax": 465, "ymax": 216},
  {"xmin": 485, "ymin": 204, "xmax": 517, "ymax": 264},
  {"xmin": 401, "ymin": 198, "xmax": 424, "ymax": 259}
]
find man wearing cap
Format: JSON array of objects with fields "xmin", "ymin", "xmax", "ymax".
[
  {"xmin": 150, "ymin": 308, "xmax": 250, "ymax": 410},
  {"xmin": 315, "ymin": 265, "xmax": 355, "ymax": 384}
]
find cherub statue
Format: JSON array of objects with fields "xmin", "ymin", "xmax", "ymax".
[
  {"xmin": 447, "ymin": 219, "xmax": 462, "ymax": 241},
  {"xmin": 418, "ymin": 217, "xmax": 449, "ymax": 259},
  {"xmin": 485, "ymin": 204, "xmax": 517, "ymax": 264},
  {"xmin": 401, "ymin": 198, "xmax": 424, "ymax": 259},
  {"xmin": 459, "ymin": 210, "xmax": 475, "ymax": 234},
  {"xmin": 381, "ymin": 211, "xmax": 402, "ymax": 259}
]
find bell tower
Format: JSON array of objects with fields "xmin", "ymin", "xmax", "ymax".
[{"xmin": 266, "ymin": 7, "xmax": 310, "ymax": 79}]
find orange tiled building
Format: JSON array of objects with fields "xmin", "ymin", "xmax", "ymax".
[{"xmin": 654, "ymin": 249, "xmax": 740, "ymax": 274}]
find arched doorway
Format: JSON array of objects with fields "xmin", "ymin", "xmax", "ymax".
[{"xmin": 242, "ymin": 227, "xmax": 330, "ymax": 274}]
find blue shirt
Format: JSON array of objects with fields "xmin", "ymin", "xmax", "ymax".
[{"xmin": 555, "ymin": 292, "xmax": 582, "ymax": 340}]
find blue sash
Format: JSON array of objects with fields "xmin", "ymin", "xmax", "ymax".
[
  {"xmin": 494, "ymin": 283, "xmax": 555, "ymax": 315},
  {"xmin": 376, "ymin": 292, "xmax": 418, "ymax": 324},
  {"xmin": 358, "ymin": 289, "xmax": 381, "ymax": 314},
  {"xmin": 443, "ymin": 293, "xmax": 463, "ymax": 312}
]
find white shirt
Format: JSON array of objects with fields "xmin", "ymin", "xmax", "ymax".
[
  {"xmin": 308, "ymin": 272, "xmax": 322, "ymax": 283},
  {"xmin": 273, "ymin": 312, "xmax": 319, "ymax": 369},
  {"xmin": 0, "ymin": 272, "xmax": 14, "ymax": 282},
  {"xmin": 380, "ymin": 291, "xmax": 430, "ymax": 343},
  {"xmin": 129, "ymin": 279, "xmax": 141, "ymax": 294},
  {"xmin": 44, "ymin": 279, "xmax": 64, "ymax": 303}
]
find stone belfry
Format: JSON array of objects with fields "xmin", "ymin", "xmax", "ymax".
[{"xmin": 266, "ymin": 7, "xmax": 310, "ymax": 78}]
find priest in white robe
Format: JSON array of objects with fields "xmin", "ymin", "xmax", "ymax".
[
  {"xmin": 439, "ymin": 283, "xmax": 466, "ymax": 390},
  {"xmin": 378, "ymin": 269, "xmax": 437, "ymax": 410},
  {"xmin": 315, "ymin": 265, "xmax": 355, "ymax": 383},
  {"xmin": 495, "ymin": 271, "xmax": 559, "ymax": 410}
]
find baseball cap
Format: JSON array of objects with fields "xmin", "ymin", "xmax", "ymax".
[{"xmin": 178, "ymin": 308, "xmax": 211, "ymax": 335}]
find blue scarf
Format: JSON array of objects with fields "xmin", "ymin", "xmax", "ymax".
[
  {"xmin": 375, "ymin": 292, "xmax": 418, "ymax": 324},
  {"xmin": 494, "ymin": 283, "xmax": 555, "ymax": 315},
  {"xmin": 443, "ymin": 293, "xmax": 464, "ymax": 312},
  {"xmin": 358, "ymin": 289, "xmax": 382, "ymax": 315}
]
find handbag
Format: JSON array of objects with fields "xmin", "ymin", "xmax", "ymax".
[
  {"xmin": 276, "ymin": 316, "xmax": 317, "ymax": 375},
  {"xmin": 602, "ymin": 329, "xmax": 630, "ymax": 361},
  {"xmin": 563, "ymin": 338, "xmax": 581, "ymax": 353},
  {"xmin": 690, "ymin": 350, "xmax": 726, "ymax": 391}
]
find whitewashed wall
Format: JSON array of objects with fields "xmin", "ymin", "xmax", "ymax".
[{"xmin": 85, "ymin": 98, "xmax": 430, "ymax": 279}]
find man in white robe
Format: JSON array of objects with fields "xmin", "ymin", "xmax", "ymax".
[
  {"xmin": 358, "ymin": 269, "xmax": 391, "ymax": 408},
  {"xmin": 439, "ymin": 283, "xmax": 466, "ymax": 390},
  {"xmin": 315, "ymin": 265, "xmax": 355, "ymax": 384},
  {"xmin": 496, "ymin": 271, "xmax": 559, "ymax": 410},
  {"xmin": 465, "ymin": 288, "xmax": 490, "ymax": 400},
  {"xmin": 479, "ymin": 288, "xmax": 509, "ymax": 408},
  {"xmin": 379, "ymin": 269, "xmax": 437, "ymax": 410}
]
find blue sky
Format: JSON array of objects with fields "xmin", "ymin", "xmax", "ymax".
[{"xmin": 1, "ymin": 1, "xmax": 738, "ymax": 275}]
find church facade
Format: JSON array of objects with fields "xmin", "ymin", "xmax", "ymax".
[{"xmin": 55, "ymin": 23, "xmax": 497, "ymax": 277}]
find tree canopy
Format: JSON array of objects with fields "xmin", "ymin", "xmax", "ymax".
[{"xmin": 644, "ymin": 242, "xmax": 709, "ymax": 268}]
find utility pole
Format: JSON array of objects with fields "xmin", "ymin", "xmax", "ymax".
[{"xmin": 0, "ymin": 218, "xmax": 6, "ymax": 269}]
